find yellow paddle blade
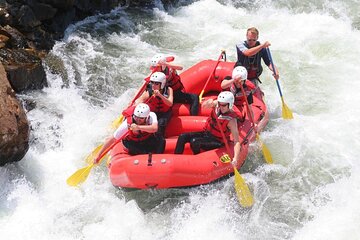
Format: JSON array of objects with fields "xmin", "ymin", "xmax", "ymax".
[
  {"xmin": 66, "ymin": 164, "xmax": 94, "ymax": 187},
  {"xmin": 233, "ymin": 167, "xmax": 254, "ymax": 208},
  {"xmin": 220, "ymin": 154, "xmax": 254, "ymax": 207},
  {"xmin": 111, "ymin": 115, "xmax": 124, "ymax": 130},
  {"xmin": 256, "ymin": 134, "xmax": 273, "ymax": 164},
  {"xmin": 281, "ymin": 97, "xmax": 293, "ymax": 120},
  {"xmin": 199, "ymin": 90, "xmax": 204, "ymax": 103},
  {"xmin": 85, "ymin": 144, "xmax": 103, "ymax": 164}
]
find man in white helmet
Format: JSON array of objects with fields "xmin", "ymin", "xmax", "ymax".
[
  {"xmin": 221, "ymin": 66, "xmax": 256, "ymax": 108},
  {"xmin": 235, "ymin": 27, "xmax": 279, "ymax": 86},
  {"xmin": 135, "ymin": 71, "xmax": 173, "ymax": 137},
  {"xmin": 150, "ymin": 53, "xmax": 199, "ymax": 116},
  {"xmin": 174, "ymin": 91, "xmax": 241, "ymax": 164},
  {"xmin": 93, "ymin": 103, "xmax": 165, "ymax": 161}
]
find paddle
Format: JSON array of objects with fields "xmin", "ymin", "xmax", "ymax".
[
  {"xmin": 85, "ymin": 144, "xmax": 103, "ymax": 164},
  {"xmin": 266, "ymin": 48, "xmax": 293, "ymax": 119},
  {"xmin": 215, "ymin": 114, "xmax": 254, "ymax": 207},
  {"xmin": 238, "ymin": 83, "xmax": 273, "ymax": 164},
  {"xmin": 67, "ymin": 133, "xmax": 128, "ymax": 187},
  {"xmin": 111, "ymin": 76, "xmax": 151, "ymax": 129},
  {"xmin": 199, "ymin": 50, "xmax": 226, "ymax": 102},
  {"xmin": 81, "ymin": 75, "xmax": 151, "ymax": 165}
]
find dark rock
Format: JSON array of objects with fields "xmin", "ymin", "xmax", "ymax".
[
  {"xmin": 39, "ymin": 0, "xmax": 75, "ymax": 10},
  {"xmin": 27, "ymin": 0, "xmax": 57, "ymax": 21},
  {"xmin": 0, "ymin": 34, "xmax": 10, "ymax": 48},
  {"xmin": 0, "ymin": 48, "xmax": 47, "ymax": 91},
  {"xmin": 0, "ymin": 63, "xmax": 29, "ymax": 166},
  {"xmin": 6, "ymin": 62, "xmax": 47, "ymax": 91},
  {"xmin": 17, "ymin": 5, "xmax": 42, "ymax": 30},
  {"xmin": 24, "ymin": 26, "xmax": 55, "ymax": 50},
  {"xmin": 75, "ymin": 0, "xmax": 121, "ymax": 14},
  {"xmin": 49, "ymin": 7, "xmax": 75, "ymax": 34},
  {"xmin": 0, "ymin": 25, "xmax": 28, "ymax": 49}
]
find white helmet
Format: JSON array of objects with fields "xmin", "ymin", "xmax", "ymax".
[
  {"xmin": 232, "ymin": 66, "xmax": 248, "ymax": 80},
  {"xmin": 134, "ymin": 103, "xmax": 150, "ymax": 118},
  {"xmin": 217, "ymin": 91, "xmax": 234, "ymax": 109},
  {"xmin": 151, "ymin": 54, "xmax": 166, "ymax": 67},
  {"xmin": 150, "ymin": 72, "xmax": 166, "ymax": 89}
]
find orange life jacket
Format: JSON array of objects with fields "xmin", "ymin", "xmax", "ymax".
[
  {"xmin": 122, "ymin": 106, "xmax": 154, "ymax": 142},
  {"xmin": 145, "ymin": 87, "xmax": 172, "ymax": 113},
  {"xmin": 230, "ymin": 80, "xmax": 256, "ymax": 106},
  {"xmin": 204, "ymin": 108, "xmax": 240, "ymax": 142},
  {"xmin": 163, "ymin": 67, "xmax": 184, "ymax": 92}
]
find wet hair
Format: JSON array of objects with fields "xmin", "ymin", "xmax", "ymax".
[{"xmin": 247, "ymin": 27, "xmax": 259, "ymax": 37}]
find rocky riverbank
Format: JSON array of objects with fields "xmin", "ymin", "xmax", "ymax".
[{"xmin": 1, "ymin": 0, "xmax": 185, "ymax": 166}]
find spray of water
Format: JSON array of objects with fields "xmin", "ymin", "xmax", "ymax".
[{"xmin": 1, "ymin": 1, "xmax": 360, "ymax": 239}]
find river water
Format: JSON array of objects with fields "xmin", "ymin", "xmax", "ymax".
[{"xmin": 1, "ymin": 0, "xmax": 360, "ymax": 239}]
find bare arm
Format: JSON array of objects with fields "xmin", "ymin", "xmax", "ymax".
[
  {"xmin": 130, "ymin": 121, "xmax": 158, "ymax": 133},
  {"xmin": 154, "ymin": 87, "xmax": 173, "ymax": 107},
  {"xmin": 221, "ymin": 76, "xmax": 243, "ymax": 89},
  {"xmin": 243, "ymin": 41, "xmax": 271, "ymax": 57},
  {"xmin": 228, "ymin": 119, "xmax": 241, "ymax": 163},
  {"xmin": 94, "ymin": 120, "xmax": 129, "ymax": 163},
  {"xmin": 93, "ymin": 137, "xmax": 116, "ymax": 164},
  {"xmin": 221, "ymin": 78, "xmax": 235, "ymax": 89},
  {"xmin": 268, "ymin": 63, "xmax": 279, "ymax": 80},
  {"xmin": 202, "ymin": 98, "xmax": 217, "ymax": 109},
  {"xmin": 134, "ymin": 91, "xmax": 150, "ymax": 105},
  {"xmin": 164, "ymin": 62, "xmax": 183, "ymax": 71}
]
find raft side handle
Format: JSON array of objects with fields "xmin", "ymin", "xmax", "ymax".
[{"xmin": 148, "ymin": 152, "xmax": 152, "ymax": 166}]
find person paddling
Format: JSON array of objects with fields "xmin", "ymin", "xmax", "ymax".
[
  {"xmin": 150, "ymin": 54, "xmax": 199, "ymax": 116},
  {"xmin": 93, "ymin": 103, "xmax": 165, "ymax": 163},
  {"xmin": 174, "ymin": 91, "xmax": 241, "ymax": 164},
  {"xmin": 135, "ymin": 71, "xmax": 173, "ymax": 138},
  {"xmin": 236, "ymin": 27, "xmax": 279, "ymax": 86},
  {"xmin": 221, "ymin": 66, "xmax": 256, "ymax": 118}
]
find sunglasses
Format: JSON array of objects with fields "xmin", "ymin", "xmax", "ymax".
[
  {"xmin": 247, "ymin": 39, "xmax": 257, "ymax": 42},
  {"xmin": 218, "ymin": 103, "xmax": 229, "ymax": 107},
  {"xmin": 150, "ymin": 81, "xmax": 161, "ymax": 85}
]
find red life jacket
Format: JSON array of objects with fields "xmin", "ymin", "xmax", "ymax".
[
  {"xmin": 145, "ymin": 87, "xmax": 172, "ymax": 113},
  {"xmin": 229, "ymin": 80, "xmax": 256, "ymax": 106},
  {"xmin": 163, "ymin": 67, "xmax": 184, "ymax": 92},
  {"xmin": 122, "ymin": 106, "xmax": 153, "ymax": 142},
  {"xmin": 247, "ymin": 66, "xmax": 258, "ymax": 79},
  {"xmin": 204, "ymin": 108, "xmax": 240, "ymax": 142}
]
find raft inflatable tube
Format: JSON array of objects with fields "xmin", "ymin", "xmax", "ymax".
[{"xmin": 108, "ymin": 60, "xmax": 269, "ymax": 189}]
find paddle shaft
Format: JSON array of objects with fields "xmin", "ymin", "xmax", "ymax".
[
  {"xmin": 266, "ymin": 48, "xmax": 284, "ymax": 97},
  {"xmin": 95, "ymin": 132, "xmax": 129, "ymax": 164},
  {"xmin": 112, "ymin": 71, "xmax": 153, "ymax": 128},
  {"xmin": 130, "ymin": 78, "xmax": 150, "ymax": 106},
  {"xmin": 199, "ymin": 51, "xmax": 226, "ymax": 100},
  {"xmin": 239, "ymin": 81, "xmax": 274, "ymax": 164},
  {"xmin": 215, "ymin": 107, "xmax": 254, "ymax": 207},
  {"xmin": 215, "ymin": 112, "xmax": 232, "ymax": 155},
  {"xmin": 239, "ymin": 83, "xmax": 257, "ymax": 132}
]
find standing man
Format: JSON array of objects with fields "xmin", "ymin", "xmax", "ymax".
[{"xmin": 236, "ymin": 27, "xmax": 279, "ymax": 86}]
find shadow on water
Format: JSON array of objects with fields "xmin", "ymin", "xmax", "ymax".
[{"xmin": 115, "ymin": 187, "xmax": 192, "ymax": 213}]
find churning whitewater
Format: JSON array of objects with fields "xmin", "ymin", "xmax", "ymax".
[{"xmin": 1, "ymin": 0, "xmax": 360, "ymax": 239}]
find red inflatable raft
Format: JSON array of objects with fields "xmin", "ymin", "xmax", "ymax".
[{"xmin": 108, "ymin": 60, "xmax": 269, "ymax": 189}]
